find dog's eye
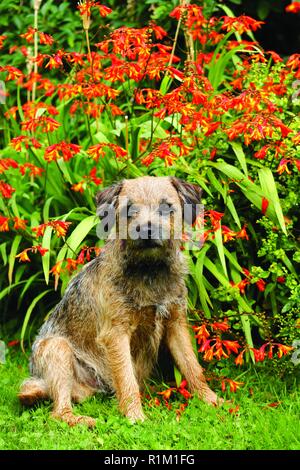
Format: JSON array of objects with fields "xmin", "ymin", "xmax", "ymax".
[
  {"xmin": 127, "ymin": 205, "xmax": 139, "ymax": 218},
  {"xmin": 158, "ymin": 203, "xmax": 175, "ymax": 216}
]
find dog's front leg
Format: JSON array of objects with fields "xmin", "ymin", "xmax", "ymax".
[
  {"xmin": 99, "ymin": 330, "xmax": 145, "ymax": 422},
  {"xmin": 166, "ymin": 317, "xmax": 220, "ymax": 405}
]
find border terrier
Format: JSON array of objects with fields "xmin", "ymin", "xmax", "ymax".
[{"xmin": 19, "ymin": 176, "xmax": 219, "ymax": 427}]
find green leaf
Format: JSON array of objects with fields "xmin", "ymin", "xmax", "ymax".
[
  {"xmin": 258, "ymin": 168, "xmax": 287, "ymax": 234},
  {"xmin": 192, "ymin": 245, "xmax": 213, "ymax": 318},
  {"xmin": 230, "ymin": 141, "xmax": 248, "ymax": 176},
  {"xmin": 20, "ymin": 290, "xmax": 51, "ymax": 350},
  {"xmin": 66, "ymin": 215, "xmax": 99, "ymax": 258},
  {"xmin": 8, "ymin": 235, "xmax": 22, "ymax": 285},
  {"xmin": 42, "ymin": 227, "xmax": 53, "ymax": 284},
  {"xmin": 42, "ymin": 196, "xmax": 54, "ymax": 223},
  {"xmin": 214, "ymin": 225, "xmax": 228, "ymax": 278},
  {"xmin": 18, "ymin": 273, "xmax": 41, "ymax": 308},
  {"xmin": 174, "ymin": 366, "xmax": 182, "ymax": 388},
  {"xmin": 0, "ymin": 280, "xmax": 26, "ymax": 301}
]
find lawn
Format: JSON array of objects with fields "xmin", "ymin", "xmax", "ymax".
[{"xmin": 0, "ymin": 350, "xmax": 299, "ymax": 451}]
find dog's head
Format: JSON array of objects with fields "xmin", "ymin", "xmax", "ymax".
[{"xmin": 96, "ymin": 176, "xmax": 202, "ymax": 258}]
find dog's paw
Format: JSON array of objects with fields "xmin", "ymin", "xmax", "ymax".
[
  {"xmin": 51, "ymin": 411, "xmax": 96, "ymax": 428},
  {"xmin": 126, "ymin": 409, "xmax": 146, "ymax": 424},
  {"xmin": 202, "ymin": 388, "xmax": 224, "ymax": 407}
]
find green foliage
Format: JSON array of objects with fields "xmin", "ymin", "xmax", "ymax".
[
  {"xmin": 0, "ymin": 351, "xmax": 299, "ymax": 450},
  {"xmin": 0, "ymin": 0, "xmax": 299, "ymax": 362}
]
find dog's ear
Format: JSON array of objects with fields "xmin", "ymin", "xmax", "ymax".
[
  {"xmin": 95, "ymin": 182, "xmax": 123, "ymax": 236},
  {"xmin": 170, "ymin": 177, "xmax": 202, "ymax": 225},
  {"xmin": 96, "ymin": 181, "xmax": 123, "ymax": 212}
]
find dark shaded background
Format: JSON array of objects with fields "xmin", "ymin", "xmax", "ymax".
[{"xmin": 231, "ymin": 0, "xmax": 300, "ymax": 55}]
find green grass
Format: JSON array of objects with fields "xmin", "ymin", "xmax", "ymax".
[{"xmin": 0, "ymin": 350, "xmax": 299, "ymax": 450}]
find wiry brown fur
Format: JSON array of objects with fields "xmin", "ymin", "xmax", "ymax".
[{"xmin": 19, "ymin": 176, "xmax": 219, "ymax": 427}]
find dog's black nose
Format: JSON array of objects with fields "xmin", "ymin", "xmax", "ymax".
[{"xmin": 138, "ymin": 223, "xmax": 160, "ymax": 240}]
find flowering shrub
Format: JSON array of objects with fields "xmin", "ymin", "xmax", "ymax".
[{"xmin": 0, "ymin": 1, "xmax": 299, "ymax": 383}]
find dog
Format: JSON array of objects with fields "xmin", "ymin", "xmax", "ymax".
[{"xmin": 19, "ymin": 176, "xmax": 219, "ymax": 427}]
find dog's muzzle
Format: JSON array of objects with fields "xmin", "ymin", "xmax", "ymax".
[{"xmin": 130, "ymin": 223, "xmax": 164, "ymax": 249}]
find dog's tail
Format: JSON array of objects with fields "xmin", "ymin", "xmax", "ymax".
[{"xmin": 18, "ymin": 377, "xmax": 48, "ymax": 406}]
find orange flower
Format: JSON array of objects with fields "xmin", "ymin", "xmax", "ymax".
[
  {"xmin": 71, "ymin": 181, "xmax": 85, "ymax": 193},
  {"xmin": 193, "ymin": 324, "xmax": 210, "ymax": 344},
  {"xmin": 13, "ymin": 217, "xmax": 28, "ymax": 230},
  {"xmin": 236, "ymin": 225, "xmax": 249, "ymax": 240},
  {"xmin": 228, "ymin": 379, "xmax": 244, "ymax": 392},
  {"xmin": 235, "ymin": 351, "xmax": 245, "ymax": 366},
  {"xmin": 211, "ymin": 319, "xmax": 230, "ymax": 332},
  {"xmin": 277, "ymin": 344, "xmax": 293, "ymax": 358},
  {"xmin": 19, "ymin": 163, "xmax": 44, "ymax": 178},
  {"xmin": 286, "ymin": 2, "xmax": 300, "ymax": 13},
  {"xmin": 221, "ymin": 15, "xmax": 264, "ymax": 34},
  {"xmin": 44, "ymin": 142, "xmax": 81, "ymax": 162},
  {"xmin": 20, "ymin": 26, "xmax": 36, "ymax": 43},
  {"xmin": 0, "ymin": 158, "xmax": 18, "ymax": 174},
  {"xmin": 277, "ymin": 158, "xmax": 292, "ymax": 175},
  {"xmin": 0, "ymin": 216, "xmax": 9, "ymax": 232},
  {"xmin": 222, "ymin": 225, "xmax": 237, "ymax": 242},
  {"xmin": 0, "ymin": 65, "xmax": 23, "ymax": 81},
  {"xmin": 222, "ymin": 340, "xmax": 241, "ymax": 355},
  {"xmin": 33, "ymin": 221, "xmax": 71, "ymax": 238},
  {"xmin": 16, "ymin": 249, "xmax": 31, "ymax": 262},
  {"xmin": 158, "ymin": 387, "xmax": 175, "ymax": 400},
  {"xmin": 66, "ymin": 258, "xmax": 79, "ymax": 273},
  {"xmin": 203, "ymin": 348, "xmax": 214, "ymax": 361},
  {"xmin": 207, "ymin": 210, "xmax": 224, "ymax": 230}
]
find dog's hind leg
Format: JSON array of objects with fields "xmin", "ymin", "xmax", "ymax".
[
  {"xmin": 30, "ymin": 336, "xmax": 96, "ymax": 427},
  {"xmin": 18, "ymin": 377, "xmax": 48, "ymax": 406}
]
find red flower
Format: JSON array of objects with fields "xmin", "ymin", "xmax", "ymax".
[
  {"xmin": 276, "ymin": 344, "xmax": 293, "ymax": 358},
  {"xmin": 13, "ymin": 217, "xmax": 28, "ymax": 231},
  {"xmin": 236, "ymin": 226, "xmax": 249, "ymax": 240},
  {"xmin": 177, "ymin": 380, "xmax": 192, "ymax": 400},
  {"xmin": 211, "ymin": 320, "xmax": 230, "ymax": 332},
  {"xmin": 276, "ymin": 276, "xmax": 286, "ymax": 283},
  {"xmin": 0, "ymin": 181, "xmax": 15, "ymax": 199},
  {"xmin": 222, "ymin": 340, "xmax": 241, "ymax": 355},
  {"xmin": 228, "ymin": 379, "xmax": 244, "ymax": 393},
  {"xmin": 0, "ymin": 216, "xmax": 9, "ymax": 232},
  {"xmin": 20, "ymin": 27, "xmax": 36, "ymax": 43},
  {"xmin": 222, "ymin": 225, "xmax": 237, "ymax": 242},
  {"xmin": 193, "ymin": 324, "xmax": 210, "ymax": 344},
  {"xmin": 235, "ymin": 350, "xmax": 245, "ymax": 366},
  {"xmin": 44, "ymin": 141, "xmax": 81, "ymax": 162},
  {"xmin": 261, "ymin": 197, "xmax": 269, "ymax": 215},
  {"xmin": 0, "ymin": 35, "xmax": 6, "ymax": 48},
  {"xmin": 277, "ymin": 158, "xmax": 292, "ymax": 175},
  {"xmin": 254, "ymin": 145, "xmax": 269, "ymax": 160},
  {"xmin": 19, "ymin": 163, "xmax": 44, "ymax": 178},
  {"xmin": 251, "ymin": 345, "xmax": 267, "ymax": 362},
  {"xmin": 0, "ymin": 65, "xmax": 23, "ymax": 81},
  {"xmin": 0, "ymin": 158, "xmax": 18, "ymax": 174},
  {"xmin": 221, "ymin": 15, "xmax": 264, "ymax": 34},
  {"xmin": 16, "ymin": 245, "xmax": 49, "ymax": 263},
  {"xmin": 256, "ymin": 279, "xmax": 266, "ymax": 292},
  {"xmin": 286, "ymin": 2, "xmax": 300, "ymax": 14},
  {"xmin": 207, "ymin": 210, "xmax": 224, "ymax": 230},
  {"xmin": 33, "ymin": 221, "xmax": 71, "ymax": 238}
]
